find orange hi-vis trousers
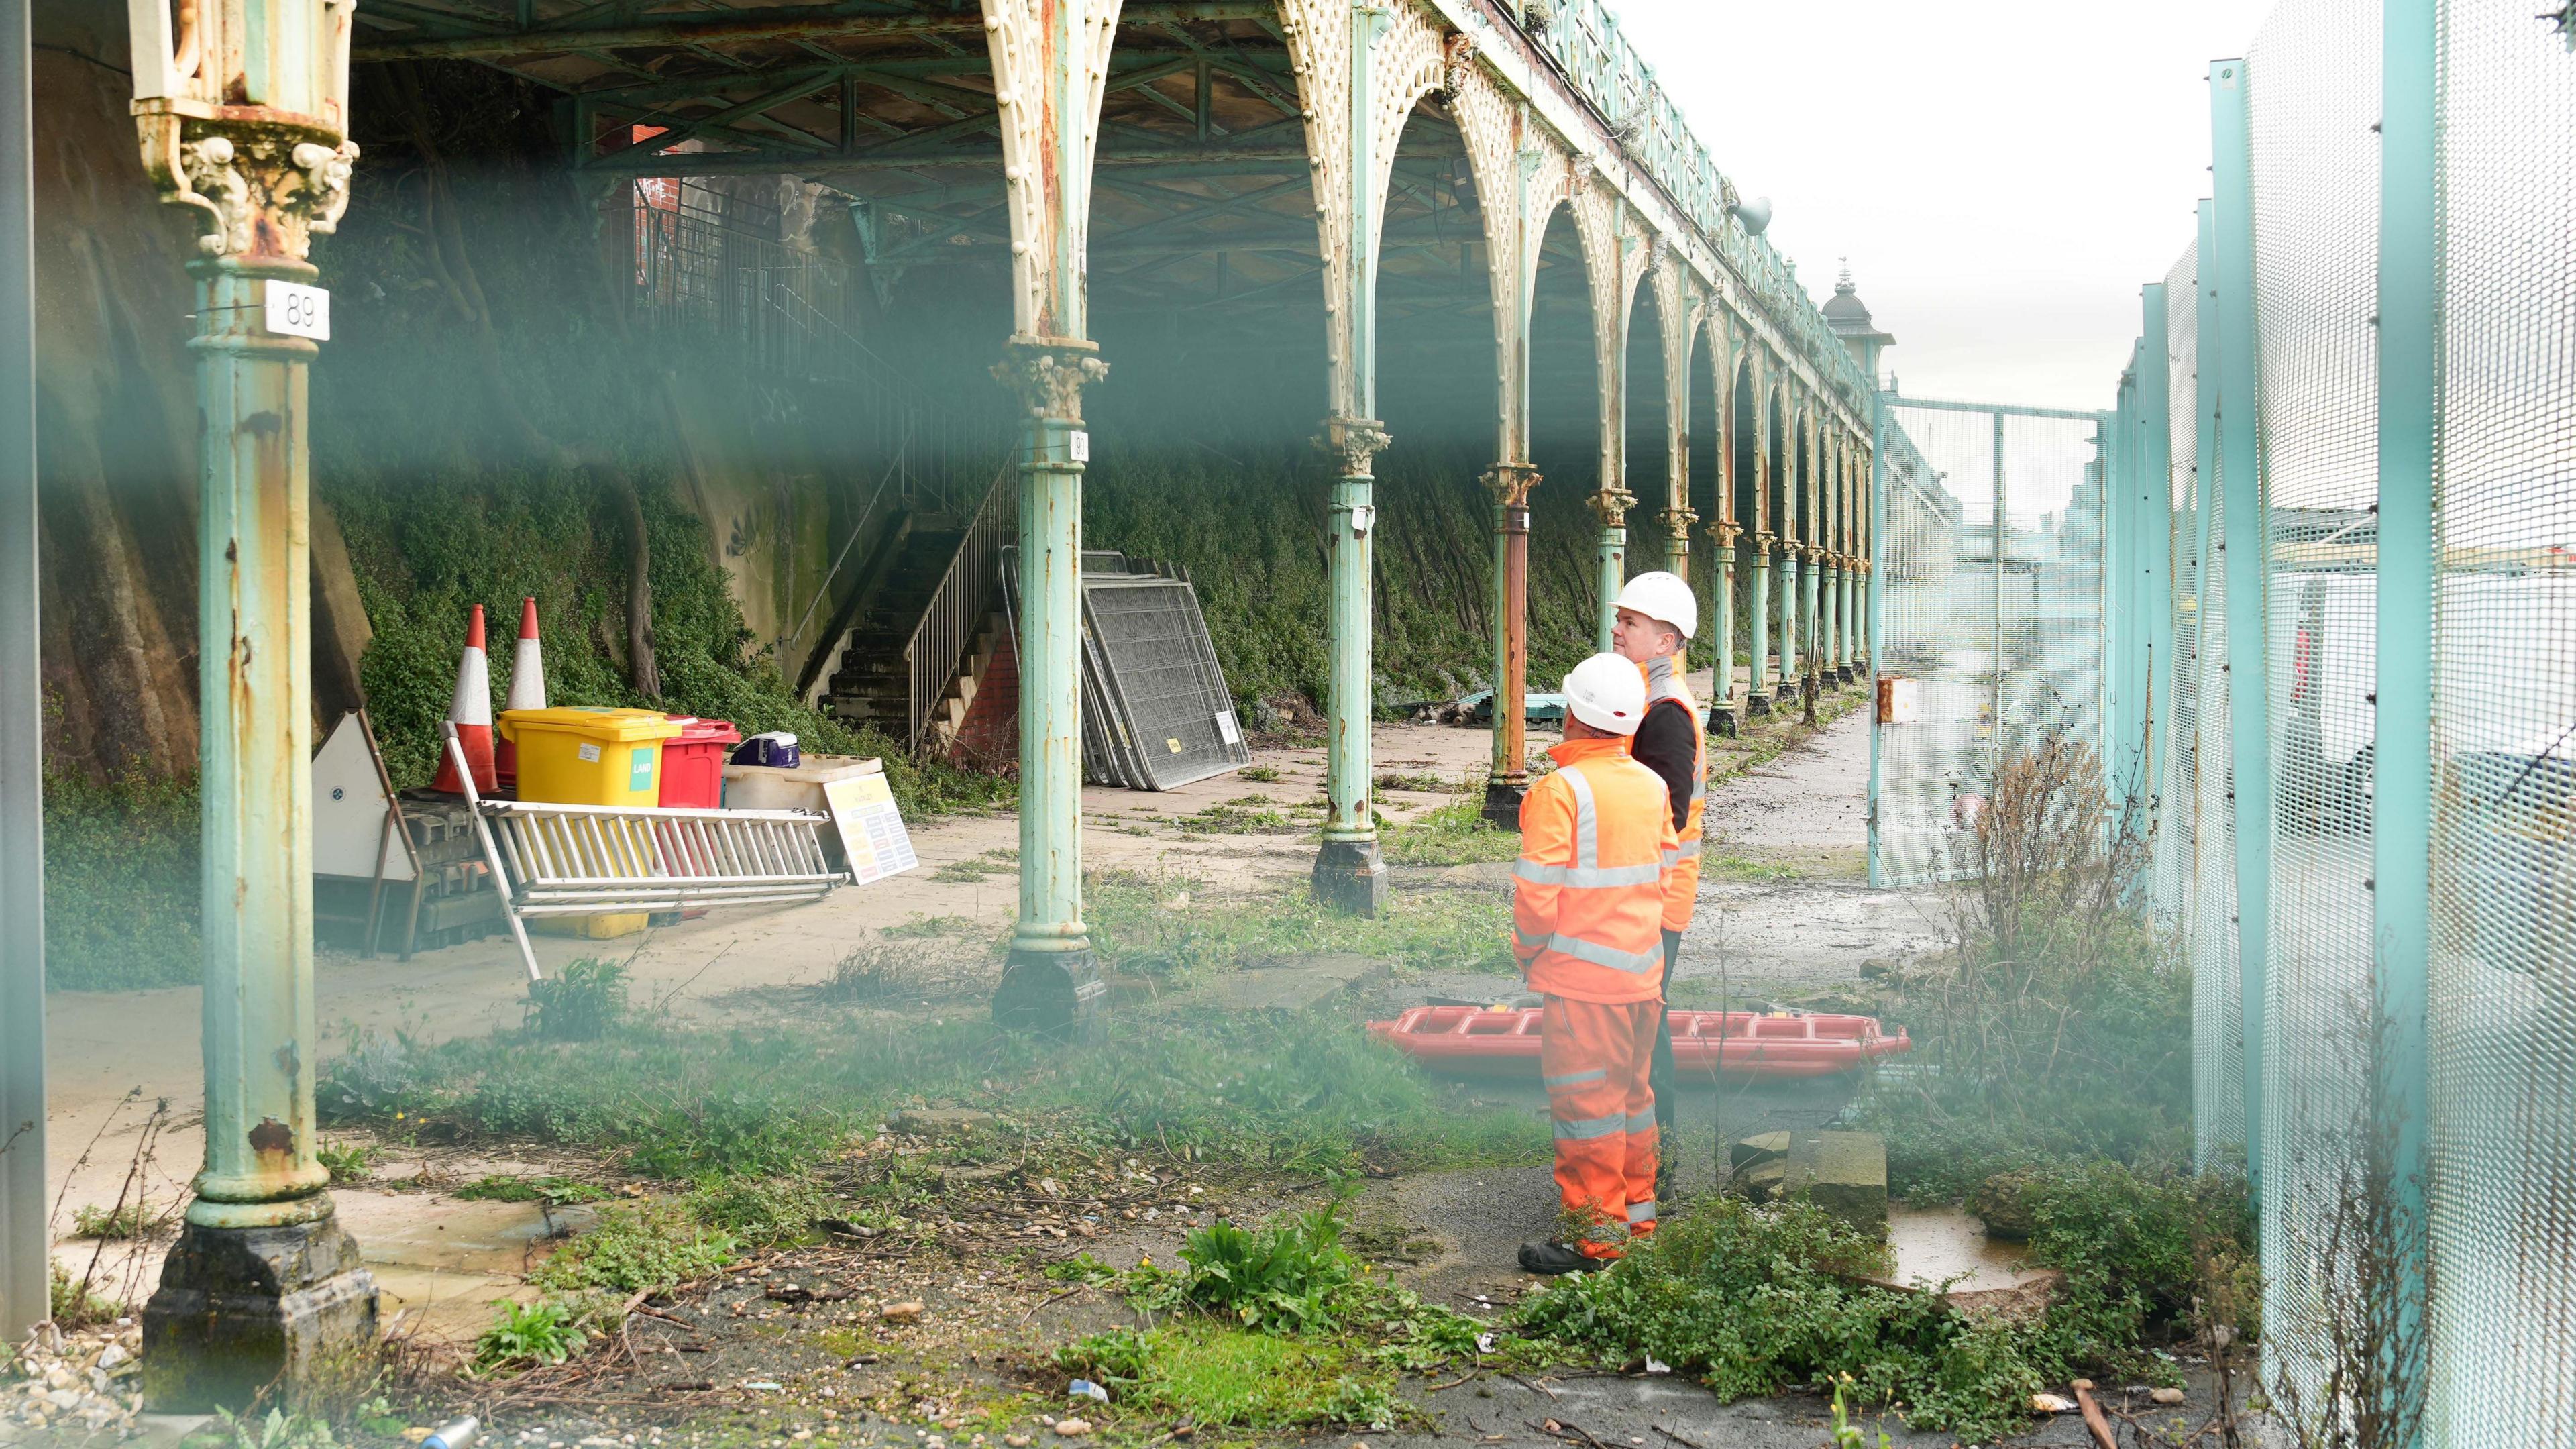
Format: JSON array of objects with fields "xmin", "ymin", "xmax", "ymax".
[{"xmin": 1540, "ymin": 994, "xmax": 1660, "ymax": 1258}]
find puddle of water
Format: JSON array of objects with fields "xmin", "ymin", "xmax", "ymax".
[{"xmin": 1886, "ymin": 1205, "xmax": 2047, "ymax": 1294}]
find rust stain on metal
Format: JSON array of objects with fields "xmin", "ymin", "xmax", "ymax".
[
  {"xmin": 273, "ymin": 1040, "xmax": 301, "ymax": 1090},
  {"xmin": 247, "ymin": 1117, "xmax": 294, "ymax": 1163}
]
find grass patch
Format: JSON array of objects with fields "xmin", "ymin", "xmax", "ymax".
[
  {"xmin": 1377, "ymin": 798, "xmax": 1521, "ymax": 868},
  {"xmin": 321, "ymin": 1004, "xmax": 1541, "ymax": 1179},
  {"xmin": 70, "ymin": 1203, "xmax": 150, "ymax": 1240},
  {"xmin": 1703, "ymin": 853, "xmax": 1805, "ymax": 883},
  {"xmin": 529, "ymin": 1200, "xmax": 735, "ymax": 1295},
  {"xmin": 1236, "ymin": 766, "xmax": 1281, "ymax": 783},
  {"xmin": 1373, "ymin": 772, "xmax": 1451, "ymax": 793},
  {"xmin": 525, "ymin": 958, "xmax": 629, "ymax": 1042},
  {"xmin": 1085, "ymin": 868, "xmax": 1515, "ymax": 980},
  {"xmin": 474, "ymin": 1298, "xmax": 582, "ymax": 1373},
  {"xmin": 1175, "ymin": 803, "xmax": 1299, "ymax": 835},
  {"xmin": 1059, "ymin": 1323, "xmax": 1399, "ymax": 1432},
  {"xmin": 932, "ymin": 859, "xmax": 1002, "ymax": 882},
  {"xmin": 39, "ymin": 766, "xmax": 199, "ymax": 991}
]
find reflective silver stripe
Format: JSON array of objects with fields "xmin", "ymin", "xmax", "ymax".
[
  {"xmin": 1542, "ymin": 1067, "xmax": 1607, "ymax": 1089},
  {"xmin": 1559, "ymin": 765, "xmax": 1599, "ymax": 870},
  {"xmin": 1552, "ymin": 1112, "xmax": 1625, "ymax": 1142},
  {"xmin": 1675, "ymin": 840, "xmax": 1703, "ymax": 859},
  {"xmin": 1546, "ymin": 933, "xmax": 1664, "ymax": 974},
  {"xmin": 1626, "ymin": 1111, "xmax": 1658, "ymax": 1133},
  {"xmin": 1688, "ymin": 775, "xmax": 1706, "ymax": 803},
  {"xmin": 1515, "ymin": 859, "xmax": 1662, "ymax": 888},
  {"xmin": 1660, "ymin": 849, "xmax": 1681, "ymax": 868},
  {"xmin": 1515, "ymin": 928, "xmax": 1549, "ymax": 949},
  {"xmin": 1627, "ymin": 1199, "xmax": 1658, "ymax": 1224}
]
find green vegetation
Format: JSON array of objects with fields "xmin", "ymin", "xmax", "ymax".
[
  {"xmin": 524, "ymin": 957, "xmax": 630, "ymax": 1042},
  {"xmin": 1054, "ymin": 1187, "xmax": 1479, "ymax": 1432},
  {"xmin": 528, "ymin": 1200, "xmax": 736, "ymax": 1295},
  {"xmin": 39, "ymin": 765, "xmax": 199, "ymax": 991},
  {"xmin": 316, "ymin": 1140, "xmax": 379, "ymax": 1184},
  {"xmin": 319, "ymin": 1004, "xmax": 1542, "ymax": 1182},
  {"xmin": 1085, "ymin": 867, "xmax": 1515, "ymax": 979},
  {"xmin": 685, "ymin": 1175, "xmax": 830, "ymax": 1246},
  {"xmin": 1378, "ymin": 798, "xmax": 1522, "ymax": 867},
  {"xmin": 473, "ymin": 1297, "xmax": 583, "ymax": 1373},
  {"xmin": 1236, "ymin": 765, "xmax": 1283, "ymax": 782},
  {"xmin": 183, "ymin": 1407, "xmax": 344, "ymax": 1449},
  {"xmin": 1515, "ymin": 1173, "xmax": 2247, "ymax": 1442},
  {"xmin": 69, "ymin": 1202, "xmax": 150, "ymax": 1240}
]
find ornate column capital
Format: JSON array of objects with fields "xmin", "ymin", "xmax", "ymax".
[
  {"xmin": 140, "ymin": 125, "xmax": 358, "ymax": 267},
  {"xmin": 1481, "ymin": 462, "xmax": 1542, "ymax": 509},
  {"xmin": 1315, "ymin": 416, "xmax": 1393, "ymax": 478},
  {"xmin": 1586, "ymin": 487, "xmax": 1636, "ymax": 529},
  {"xmin": 1706, "ymin": 518, "xmax": 1745, "ymax": 549},
  {"xmin": 1751, "ymin": 528, "xmax": 1777, "ymax": 549},
  {"xmin": 993, "ymin": 335, "xmax": 1110, "ymax": 423},
  {"xmin": 1660, "ymin": 506, "xmax": 1697, "ymax": 539}
]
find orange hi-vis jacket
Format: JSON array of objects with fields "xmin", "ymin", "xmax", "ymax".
[
  {"xmin": 1512, "ymin": 736, "xmax": 1680, "ymax": 1005},
  {"xmin": 1643, "ymin": 660, "xmax": 1707, "ymax": 931}
]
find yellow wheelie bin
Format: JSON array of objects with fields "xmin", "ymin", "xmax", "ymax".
[{"xmin": 497, "ymin": 707, "xmax": 685, "ymax": 938}]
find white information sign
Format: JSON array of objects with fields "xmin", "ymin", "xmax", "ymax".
[
  {"xmin": 1068, "ymin": 429, "xmax": 1091, "ymax": 462},
  {"xmin": 822, "ymin": 772, "xmax": 919, "ymax": 885},
  {"xmin": 265, "ymin": 281, "xmax": 331, "ymax": 340}
]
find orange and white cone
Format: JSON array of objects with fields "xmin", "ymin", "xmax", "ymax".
[
  {"xmin": 431, "ymin": 604, "xmax": 498, "ymax": 795},
  {"xmin": 494, "ymin": 597, "xmax": 547, "ymax": 787}
]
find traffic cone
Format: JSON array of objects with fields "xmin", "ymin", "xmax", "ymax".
[
  {"xmin": 494, "ymin": 597, "xmax": 547, "ymax": 787},
  {"xmin": 431, "ymin": 604, "xmax": 498, "ymax": 795}
]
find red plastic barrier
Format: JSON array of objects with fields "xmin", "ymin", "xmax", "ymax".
[{"xmin": 1366, "ymin": 1006, "xmax": 1909, "ymax": 1081}]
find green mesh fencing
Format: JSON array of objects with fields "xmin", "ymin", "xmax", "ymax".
[
  {"xmin": 1868, "ymin": 401, "xmax": 2108, "ymax": 886},
  {"xmin": 2246, "ymin": 0, "xmax": 2385, "ymax": 1411},
  {"xmin": 2427, "ymin": 0, "xmax": 2576, "ymax": 1439}
]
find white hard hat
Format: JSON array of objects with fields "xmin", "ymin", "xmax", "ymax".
[
  {"xmin": 1564, "ymin": 653, "xmax": 1648, "ymax": 736},
  {"xmin": 1614, "ymin": 570, "xmax": 1698, "ymax": 640}
]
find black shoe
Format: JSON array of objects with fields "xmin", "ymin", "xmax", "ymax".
[{"xmin": 1517, "ymin": 1240, "xmax": 1595, "ymax": 1275}]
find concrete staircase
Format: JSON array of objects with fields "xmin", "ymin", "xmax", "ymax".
[{"xmin": 817, "ymin": 522, "xmax": 965, "ymax": 733}]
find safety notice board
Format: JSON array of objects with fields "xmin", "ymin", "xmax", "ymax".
[{"xmin": 821, "ymin": 771, "xmax": 919, "ymax": 884}]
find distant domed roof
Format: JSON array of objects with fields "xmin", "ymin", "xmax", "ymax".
[{"xmin": 1821, "ymin": 262, "xmax": 1872, "ymax": 327}]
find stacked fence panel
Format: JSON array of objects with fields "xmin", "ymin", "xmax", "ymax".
[{"xmin": 2427, "ymin": 0, "xmax": 2576, "ymax": 1438}]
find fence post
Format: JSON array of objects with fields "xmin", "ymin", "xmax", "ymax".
[
  {"xmin": 1866, "ymin": 391, "xmax": 1887, "ymax": 886},
  {"xmin": 1990, "ymin": 409, "xmax": 2006, "ymax": 775},
  {"xmin": 0, "ymin": 0, "xmax": 44, "ymax": 1344},
  {"xmin": 2211, "ymin": 58, "xmax": 2271, "ymax": 1193},
  {"xmin": 2138, "ymin": 284, "xmax": 2174, "ymax": 826},
  {"xmin": 2373, "ymin": 0, "xmax": 2436, "ymax": 1432}
]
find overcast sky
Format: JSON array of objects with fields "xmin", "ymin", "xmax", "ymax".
[{"xmin": 1610, "ymin": 0, "xmax": 2276, "ymax": 411}]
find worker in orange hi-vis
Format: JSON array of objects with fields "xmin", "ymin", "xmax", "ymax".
[
  {"xmin": 1609, "ymin": 570, "xmax": 1705, "ymax": 1185},
  {"xmin": 1512, "ymin": 653, "xmax": 1680, "ymax": 1275}
]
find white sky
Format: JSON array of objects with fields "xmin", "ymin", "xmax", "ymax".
[{"xmin": 1610, "ymin": 0, "xmax": 2276, "ymax": 411}]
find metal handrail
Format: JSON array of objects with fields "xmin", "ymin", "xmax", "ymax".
[{"xmin": 904, "ymin": 460, "xmax": 1016, "ymax": 749}]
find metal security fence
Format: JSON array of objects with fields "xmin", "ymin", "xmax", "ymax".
[
  {"xmin": 1867, "ymin": 398, "xmax": 2112, "ymax": 886},
  {"xmin": 1870, "ymin": 1, "xmax": 2576, "ymax": 1438}
]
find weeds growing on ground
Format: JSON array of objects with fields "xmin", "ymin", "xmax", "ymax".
[
  {"xmin": 316, "ymin": 1140, "xmax": 378, "ymax": 1184},
  {"xmin": 1237, "ymin": 766, "xmax": 1281, "ymax": 782},
  {"xmin": 49, "ymin": 1265, "xmax": 122, "ymax": 1328},
  {"xmin": 525, "ymin": 958, "xmax": 630, "ymax": 1042},
  {"xmin": 472, "ymin": 1298, "xmax": 582, "ymax": 1373},
  {"xmin": 453, "ymin": 1173, "xmax": 608, "ymax": 1205},
  {"xmin": 528, "ymin": 1200, "xmax": 735, "ymax": 1294},
  {"xmin": 1085, "ymin": 867, "xmax": 1514, "ymax": 978},
  {"xmin": 1377, "ymin": 798, "xmax": 1522, "ymax": 867},
  {"xmin": 70, "ymin": 1203, "xmax": 150, "ymax": 1240}
]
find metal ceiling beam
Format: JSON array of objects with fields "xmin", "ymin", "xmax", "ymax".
[
  {"xmin": 352, "ymin": 1, "xmax": 1273, "ymax": 61},
  {"xmin": 576, "ymin": 133, "xmax": 1458, "ymax": 177}
]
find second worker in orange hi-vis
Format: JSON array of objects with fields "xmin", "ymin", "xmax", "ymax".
[{"xmin": 1512, "ymin": 653, "xmax": 1681, "ymax": 1276}]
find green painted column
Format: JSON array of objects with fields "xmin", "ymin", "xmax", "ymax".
[
  {"xmin": 1315, "ymin": 421, "xmax": 1391, "ymax": 913},
  {"xmin": 2211, "ymin": 58, "xmax": 2271, "ymax": 1192},
  {"xmin": 983, "ymin": 0, "xmax": 1121, "ymax": 1030},
  {"xmin": 1661, "ymin": 507, "xmax": 1693, "ymax": 672},
  {"xmin": 1591, "ymin": 490, "xmax": 1631, "ymax": 653},
  {"xmin": 1746, "ymin": 535, "xmax": 1774, "ymax": 715},
  {"xmin": 128, "ymin": 0, "xmax": 381, "ymax": 1407},
  {"xmin": 0, "ymin": 0, "xmax": 43, "ymax": 1342},
  {"xmin": 1801, "ymin": 546, "xmax": 1823, "ymax": 692},
  {"xmin": 1776, "ymin": 542, "xmax": 1801, "ymax": 700},
  {"xmin": 1708, "ymin": 528, "xmax": 1739, "ymax": 731},
  {"xmin": 994, "ymin": 343, "xmax": 1107, "ymax": 1030},
  {"xmin": 2372, "ymin": 0, "xmax": 2436, "ymax": 1428}
]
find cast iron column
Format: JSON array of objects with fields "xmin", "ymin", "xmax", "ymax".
[
  {"xmin": 1590, "ymin": 488, "xmax": 1631, "ymax": 653},
  {"xmin": 1483, "ymin": 464, "xmax": 1538, "ymax": 826},
  {"xmin": 1707, "ymin": 520, "xmax": 1739, "ymax": 735},
  {"xmin": 130, "ymin": 0, "xmax": 380, "ymax": 1402},
  {"xmin": 1746, "ymin": 529, "xmax": 1773, "ymax": 716},
  {"xmin": 1314, "ymin": 418, "xmax": 1391, "ymax": 914},
  {"xmin": 993, "ymin": 341, "xmax": 1109, "ymax": 1034}
]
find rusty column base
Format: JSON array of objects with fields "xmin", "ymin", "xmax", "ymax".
[
  {"xmin": 1311, "ymin": 838, "xmax": 1389, "ymax": 916},
  {"xmin": 1481, "ymin": 775, "xmax": 1528, "ymax": 830},
  {"xmin": 1708, "ymin": 706, "xmax": 1740, "ymax": 739},
  {"xmin": 995, "ymin": 949, "xmax": 1107, "ymax": 1042},
  {"xmin": 143, "ymin": 1214, "xmax": 378, "ymax": 1413},
  {"xmin": 1746, "ymin": 692, "xmax": 1774, "ymax": 718}
]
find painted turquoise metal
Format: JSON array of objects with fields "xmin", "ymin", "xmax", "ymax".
[
  {"xmin": 1711, "ymin": 535, "xmax": 1736, "ymax": 716},
  {"xmin": 2371, "ymin": 0, "xmax": 2434, "ymax": 1433},
  {"xmin": 1776, "ymin": 542, "xmax": 1799, "ymax": 694},
  {"xmin": 1746, "ymin": 539, "xmax": 1772, "ymax": 714},
  {"xmin": 0, "ymin": 0, "xmax": 43, "ymax": 1342},
  {"xmin": 2138, "ymin": 285, "xmax": 2175, "ymax": 818},
  {"xmin": 189, "ymin": 260, "xmax": 335, "ymax": 1228},
  {"xmin": 1866, "ymin": 389, "xmax": 1888, "ymax": 885},
  {"xmin": 2211, "ymin": 60, "xmax": 2270, "ymax": 1193},
  {"xmin": 1592, "ymin": 496, "xmax": 1625, "ymax": 653},
  {"xmin": 1800, "ymin": 547, "xmax": 1821, "ymax": 689}
]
